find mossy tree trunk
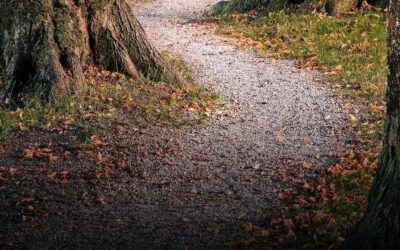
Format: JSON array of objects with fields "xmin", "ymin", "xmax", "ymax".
[
  {"xmin": 0, "ymin": 0, "xmax": 186, "ymax": 100},
  {"xmin": 341, "ymin": 0, "xmax": 400, "ymax": 249}
]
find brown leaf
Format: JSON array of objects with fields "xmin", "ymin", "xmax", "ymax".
[
  {"xmin": 23, "ymin": 149, "xmax": 34, "ymax": 159},
  {"xmin": 19, "ymin": 123, "xmax": 29, "ymax": 132},
  {"xmin": 159, "ymin": 179, "xmax": 172, "ymax": 186},
  {"xmin": 302, "ymin": 162, "xmax": 313, "ymax": 169},
  {"xmin": 155, "ymin": 148, "xmax": 164, "ymax": 157},
  {"xmin": 47, "ymin": 172, "xmax": 57, "ymax": 179},
  {"xmin": 9, "ymin": 167, "xmax": 18, "ymax": 175},
  {"xmin": 271, "ymin": 215, "xmax": 283, "ymax": 226},
  {"xmin": 243, "ymin": 221, "xmax": 254, "ymax": 232},
  {"xmin": 49, "ymin": 154, "xmax": 60, "ymax": 163},
  {"xmin": 283, "ymin": 218, "xmax": 295, "ymax": 229},
  {"xmin": 114, "ymin": 159, "xmax": 127, "ymax": 169},
  {"xmin": 21, "ymin": 197, "xmax": 35, "ymax": 205},
  {"xmin": 95, "ymin": 166, "xmax": 113, "ymax": 179},
  {"xmin": 90, "ymin": 135, "xmax": 103, "ymax": 146},
  {"xmin": 35, "ymin": 166, "xmax": 47, "ymax": 174},
  {"xmin": 302, "ymin": 138, "xmax": 311, "ymax": 145},
  {"xmin": 348, "ymin": 114, "xmax": 358, "ymax": 123},
  {"xmin": 63, "ymin": 115, "xmax": 74, "ymax": 125},
  {"xmin": 276, "ymin": 134, "xmax": 288, "ymax": 143}
]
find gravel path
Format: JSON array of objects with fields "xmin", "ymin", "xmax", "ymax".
[
  {"xmin": 135, "ymin": 0, "xmax": 352, "ymax": 164},
  {"xmin": 131, "ymin": 0, "xmax": 355, "ymax": 247},
  {"xmin": 0, "ymin": 1, "xmax": 357, "ymax": 249}
]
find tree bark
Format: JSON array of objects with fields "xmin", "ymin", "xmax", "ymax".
[
  {"xmin": 0, "ymin": 0, "xmax": 186, "ymax": 100},
  {"xmin": 342, "ymin": 0, "xmax": 400, "ymax": 249}
]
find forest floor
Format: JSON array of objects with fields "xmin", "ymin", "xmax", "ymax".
[{"xmin": 0, "ymin": 0, "xmax": 367, "ymax": 249}]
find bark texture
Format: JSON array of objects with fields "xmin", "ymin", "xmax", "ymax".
[
  {"xmin": 342, "ymin": 0, "xmax": 400, "ymax": 249},
  {"xmin": 0, "ymin": 0, "xmax": 186, "ymax": 100}
]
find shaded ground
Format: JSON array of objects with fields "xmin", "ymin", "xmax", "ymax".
[{"xmin": 0, "ymin": 0, "xmax": 359, "ymax": 249}]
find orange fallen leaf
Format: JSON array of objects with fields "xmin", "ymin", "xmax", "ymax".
[
  {"xmin": 302, "ymin": 138, "xmax": 311, "ymax": 145},
  {"xmin": 49, "ymin": 154, "xmax": 60, "ymax": 163},
  {"xmin": 155, "ymin": 148, "xmax": 164, "ymax": 157},
  {"xmin": 159, "ymin": 179, "xmax": 172, "ymax": 185},
  {"xmin": 23, "ymin": 149, "xmax": 34, "ymax": 158},
  {"xmin": 23, "ymin": 147, "xmax": 60, "ymax": 162},
  {"xmin": 90, "ymin": 135, "xmax": 103, "ymax": 146},
  {"xmin": 95, "ymin": 166, "xmax": 113, "ymax": 179},
  {"xmin": 302, "ymin": 162, "xmax": 313, "ymax": 169},
  {"xmin": 19, "ymin": 123, "xmax": 29, "ymax": 132},
  {"xmin": 276, "ymin": 134, "xmax": 287, "ymax": 143},
  {"xmin": 63, "ymin": 115, "xmax": 74, "ymax": 125},
  {"xmin": 47, "ymin": 172, "xmax": 57, "ymax": 179},
  {"xmin": 115, "ymin": 159, "xmax": 127, "ymax": 169},
  {"xmin": 348, "ymin": 114, "xmax": 358, "ymax": 123}
]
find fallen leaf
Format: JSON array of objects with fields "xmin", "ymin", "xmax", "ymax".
[
  {"xmin": 114, "ymin": 159, "xmax": 127, "ymax": 169},
  {"xmin": 9, "ymin": 167, "xmax": 18, "ymax": 175},
  {"xmin": 95, "ymin": 166, "xmax": 113, "ymax": 179},
  {"xmin": 276, "ymin": 134, "xmax": 288, "ymax": 142},
  {"xmin": 47, "ymin": 172, "xmax": 57, "ymax": 179},
  {"xmin": 349, "ymin": 114, "xmax": 358, "ymax": 123},
  {"xmin": 63, "ymin": 115, "xmax": 74, "ymax": 125},
  {"xmin": 302, "ymin": 162, "xmax": 313, "ymax": 169},
  {"xmin": 19, "ymin": 123, "xmax": 29, "ymax": 132},
  {"xmin": 23, "ymin": 149, "xmax": 34, "ymax": 159},
  {"xmin": 243, "ymin": 221, "xmax": 254, "ymax": 232},
  {"xmin": 90, "ymin": 135, "xmax": 103, "ymax": 146},
  {"xmin": 159, "ymin": 179, "xmax": 172, "ymax": 186}
]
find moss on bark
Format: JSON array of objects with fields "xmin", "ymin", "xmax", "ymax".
[{"xmin": 0, "ymin": 0, "xmax": 186, "ymax": 101}]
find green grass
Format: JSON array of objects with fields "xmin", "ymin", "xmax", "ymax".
[
  {"xmin": 0, "ymin": 58, "xmax": 219, "ymax": 142},
  {"xmin": 218, "ymin": 11, "xmax": 388, "ymax": 102}
]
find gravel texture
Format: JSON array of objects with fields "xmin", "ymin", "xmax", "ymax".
[{"xmin": 0, "ymin": 1, "xmax": 358, "ymax": 249}]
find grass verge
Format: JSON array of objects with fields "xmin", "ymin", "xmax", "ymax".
[
  {"xmin": 0, "ymin": 57, "xmax": 219, "ymax": 142},
  {"xmin": 216, "ymin": 10, "xmax": 387, "ymax": 249},
  {"xmin": 217, "ymin": 11, "xmax": 388, "ymax": 103}
]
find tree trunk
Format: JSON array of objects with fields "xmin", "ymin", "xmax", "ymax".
[
  {"xmin": 0, "ymin": 0, "xmax": 186, "ymax": 100},
  {"xmin": 342, "ymin": 0, "xmax": 400, "ymax": 249}
]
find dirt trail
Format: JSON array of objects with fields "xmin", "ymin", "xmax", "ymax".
[{"xmin": 0, "ymin": 1, "xmax": 357, "ymax": 249}]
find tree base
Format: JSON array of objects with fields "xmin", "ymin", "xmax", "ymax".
[{"xmin": 0, "ymin": 0, "xmax": 186, "ymax": 101}]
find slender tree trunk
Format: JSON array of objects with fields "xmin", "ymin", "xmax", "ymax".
[
  {"xmin": 0, "ymin": 0, "xmax": 186, "ymax": 100},
  {"xmin": 342, "ymin": 0, "xmax": 400, "ymax": 249}
]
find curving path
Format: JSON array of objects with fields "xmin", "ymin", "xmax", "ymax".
[
  {"xmin": 0, "ymin": 1, "xmax": 357, "ymax": 249},
  {"xmin": 127, "ymin": 0, "xmax": 355, "ymax": 248}
]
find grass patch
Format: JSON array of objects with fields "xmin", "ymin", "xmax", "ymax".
[
  {"xmin": 217, "ymin": 11, "xmax": 388, "ymax": 103},
  {"xmin": 0, "ymin": 59, "xmax": 219, "ymax": 142}
]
